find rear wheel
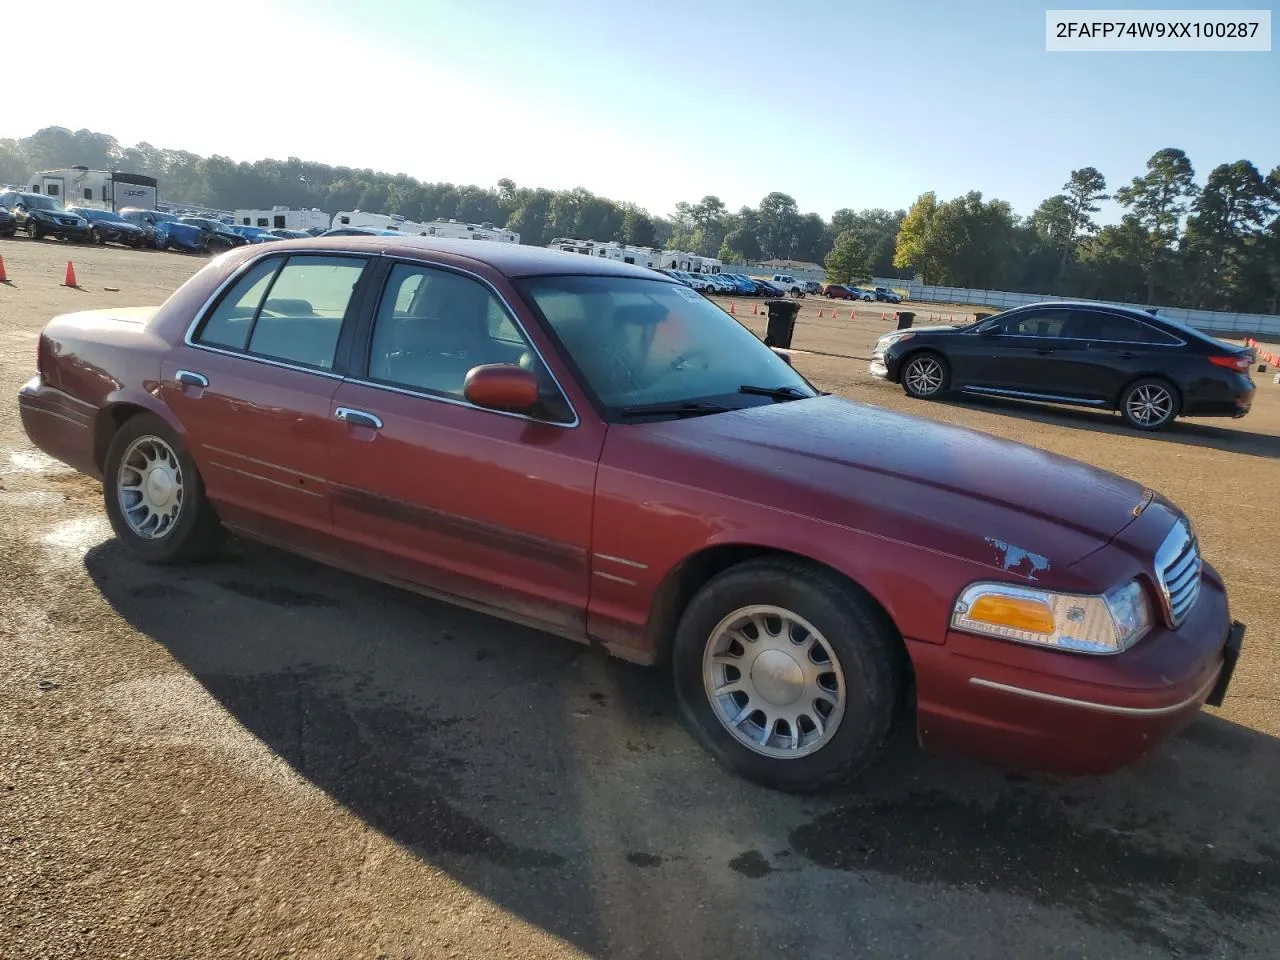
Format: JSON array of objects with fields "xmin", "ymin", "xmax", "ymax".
[
  {"xmin": 27, "ymin": 221, "xmax": 42, "ymax": 241},
  {"xmin": 901, "ymin": 351, "xmax": 949, "ymax": 399},
  {"xmin": 1119, "ymin": 378, "xmax": 1179, "ymax": 431},
  {"xmin": 103, "ymin": 413, "xmax": 224, "ymax": 563},
  {"xmin": 672, "ymin": 557, "xmax": 907, "ymax": 793}
]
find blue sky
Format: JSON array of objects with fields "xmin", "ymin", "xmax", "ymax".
[{"xmin": 7, "ymin": 0, "xmax": 1277, "ymax": 223}]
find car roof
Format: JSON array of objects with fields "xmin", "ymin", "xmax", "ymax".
[
  {"xmin": 1010, "ymin": 300, "xmax": 1166, "ymax": 322},
  {"xmin": 256, "ymin": 234, "xmax": 682, "ymax": 280}
]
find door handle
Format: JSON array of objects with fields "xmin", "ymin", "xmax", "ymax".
[
  {"xmin": 1034, "ymin": 348, "xmax": 1055, "ymax": 356},
  {"xmin": 335, "ymin": 407, "xmax": 383, "ymax": 430},
  {"xmin": 1117, "ymin": 351, "xmax": 1137, "ymax": 360},
  {"xmin": 176, "ymin": 369, "xmax": 208, "ymax": 388}
]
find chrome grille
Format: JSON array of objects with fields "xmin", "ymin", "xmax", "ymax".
[{"xmin": 1155, "ymin": 520, "xmax": 1201, "ymax": 627}]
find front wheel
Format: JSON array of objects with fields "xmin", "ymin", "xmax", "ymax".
[
  {"xmin": 26, "ymin": 222, "xmax": 42, "ymax": 241},
  {"xmin": 900, "ymin": 352, "xmax": 949, "ymax": 399},
  {"xmin": 673, "ymin": 558, "xmax": 907, "ymax": 792},
  {"xmin": 103, "ymin": 413, "xmax": 225, "ymax": 563},
  {"xmin": 1119, "ymin": 378, "xmax": 1179, "ymax": 431}
]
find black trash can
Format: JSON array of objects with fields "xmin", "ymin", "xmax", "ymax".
[
  {"xmin": 894, "ymin": 311, "xmax": 916, "ymax": 331},
  {"xmin": 764, "ymin": 299, "xmax": 801, "ymax": 349}
]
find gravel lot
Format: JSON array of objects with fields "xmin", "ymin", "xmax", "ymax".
[{"xmin": 3, "ymin": 238, "xmax": 1279, "ymax": 960}]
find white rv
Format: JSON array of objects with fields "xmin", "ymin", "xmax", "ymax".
[
  {"xmin": 592, "ymin": 242, "xmax": 659, "ymax": 269},
  {"xmin": 333, "ymin": 211, "xmax": 519, "ymax": 243},
  {"xmin": 548, "ymin": 237, "xmax": 597, "ymax": 255},
  {"xmin": 28, "ymin": 167, "xmax": 158, "ymax": 211},
  {"xmin": 420, "ymin": 218, "xmax": 519, "ymax": 244},
  {"xmin": 236, "ymin": 206, "xmax": 330, "ymax": 231},
  {"xmin": 659, "ymin": 250, "xmax": 722, "ymax": 273}
]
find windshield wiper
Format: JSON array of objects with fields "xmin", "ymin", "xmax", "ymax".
[
  {"xmin": 617, "ymin": 401, "xmax": 733, "ymax": 419},
  {"xmin": 737, "ymin": 384, "xmax": 811, "ymax": 401}
]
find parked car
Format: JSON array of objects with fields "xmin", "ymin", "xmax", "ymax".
[
  {"xmin": 803, "ymin": 281, "xmax": 822, "ymax": 294},
  {"xmin": 753, "ymin": 279, "xmax": 788, "ymax": 297},
  {"xmin": 0, "ymin": 191, "xmax": 93, "ymax": 242},
  {"xmin": 17, "ymin": 239, "xmax": 1244, "ymax": 791},
  {"xmin": 119, "ymin": 208, "xmax": 206, "ymax": 252},
  {"xmin": 770, "ymin": 274, "xmax": 807, "ymax": 297},
  {"xmin": 846, "ymin": 286, "xmax": 876, "ymax": 301},
  {"xmin": 824, "ymin": 284, "xmax": 855, "ymax": 300},
  {"xmin": 264, "ymin": 229, "xmax": 312, "ymax": 240},
  {"xmin": 870, "ymin": 301, "xmax": 1255, "ymax": 430},
  {"xmin": 874, "ymin": 286, "xmax": 903, "ymax": 303},
  {"xmin": 179, "ymin": 217, "xmax": 250, "ymax": 251},
  {"xmin": 0, "ymin": 203, "xmax": 15, "ymax": 237},
  {"xmin": 226, "ymin": 224, "xmax": 278, "ymax": 244},
  {"xmin": 703, "ymin": 274, "xmax": 738, "ymax": 294},
  {"xmin": 66, "ymin": 207, "xmax": 148, "ymax": 248}
]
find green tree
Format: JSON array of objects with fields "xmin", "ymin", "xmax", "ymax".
[
  {"xmin": 1057, "ymin": 167, "xmax": 1109, "ymax": 281},
  {"xmin": 824, "ymin": 230, "xmax": 871, "ymax": 284},
  {"xmin": 1181, "ymin": 160, "xmax": 1275, "ymax": 309},
  {"xmin": 620, "ymin": 206, "xmax": 657, "ymax": 247},
  {"xmin": 1115, "ymin": 148, "xmax": 1197, "ymax": 301},
  {"xmin": 757, "ymin": 192, "xmax": 799, "ymax": 259},
  {"xmin": 893, "ymin": 192, "xmax": 939, "ymax": 279}
]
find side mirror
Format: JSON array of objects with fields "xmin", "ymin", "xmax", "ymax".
[{"xmin": 464, "ymin": 364, "xmax": 539, "ymax": 412}]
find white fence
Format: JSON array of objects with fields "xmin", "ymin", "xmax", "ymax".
[{"xmin": 895, "ymin": 281, "xmax": 1280, "ymax": 338}]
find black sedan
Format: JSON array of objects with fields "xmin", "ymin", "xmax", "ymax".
[
  {"xmin": 66, "ymin": 207, "xmax": 148, "ymax": 248},
  {"xmin": 0, "ymin": 203, "xmax": 15, "ymax": 237},
  {"xmin": 0, "ymin": 191, "xmax": 93, "ymax": 242},
  {"xmin": 177, "ymin": 216, "xmax": 250, "ymax": 251},
  {"xmin": 870, "ymin": 301, "xmax": 1255, "ymax": 431}
]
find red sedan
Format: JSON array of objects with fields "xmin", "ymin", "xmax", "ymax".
[{"xmin": 18, "ymin": 237, "xmax": 1245, "ymax": 792}]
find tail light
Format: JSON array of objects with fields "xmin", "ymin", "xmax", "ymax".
[{"xmin": 1208, "ymin": 354, "xmax": 1252, "ymax": 373}]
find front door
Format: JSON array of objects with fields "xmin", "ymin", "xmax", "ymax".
[
  {"xmin": 325, "ymin": 259, "xmax": 605, "ymax": 637},
  {"xmin": 160, "ymin": 252, "xmax": 373, "ymax": 551},
  {"xmin": 964, "ymin": 307, "xmax": 1076, "ymax": 394}
]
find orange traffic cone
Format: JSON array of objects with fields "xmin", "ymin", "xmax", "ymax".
[
  {"xmin": 753, "ymin": 302, "xmax": 758, "ymax": 315},
  {"xmin": 818, "ymin": 309, "xmax": 824, "ymax": 318},
  {"xmin": 62, "ymin": 261, "xmax": 78, "ymax": 288},
  {"xmin": 0, "ymin": 255, "xmax": 7, "ymax": 283},
  {"xmin": 729, "ymin": 301, "xmax": 735, "ymax": 314},
  {"xmin": 850, "ymin": 308, "xmax": 855, "ymax": 319}
]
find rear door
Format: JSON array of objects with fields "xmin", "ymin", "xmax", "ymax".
[
  {"xmin": 160, "ymin": 252, "xmax": 375, "ymax": 552},
  {"xmin": 1069, "ymin": 310, "xmax": 1183, "ymax": 403}
]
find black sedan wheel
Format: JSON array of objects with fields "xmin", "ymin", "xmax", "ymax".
[
  {"xmin": 901, "ymin": 352, "xmax": 949, "ymax": 399},
  {"xmin": 90, "ymin": 228, "xmax": 103, "ymax": 245},
  {"xmin": 1120, "ymin": 378, "xmax": 1180, "ymax": 431},
  {"xmin": 27, "ymin": 221, "xmax": 42, "ymax": 241}
]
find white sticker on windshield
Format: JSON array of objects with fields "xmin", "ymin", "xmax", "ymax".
[{"xmin": 671, "ymin": 285, "xmax": 702, "ymax": 303}]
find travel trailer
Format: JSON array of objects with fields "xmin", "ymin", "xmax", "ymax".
[{"xmin": 28, "ymin": 167, "xmax": 158, "ymax": 211}]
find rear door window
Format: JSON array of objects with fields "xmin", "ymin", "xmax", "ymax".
[
  {"xmin": 1004, "ymin": 309, "xmax": 1071, "ymax": 338},
  {"xmin": 193, "ymin": 254, "xmax": 367, "ymax": 370},
  {"xmin": 1073, "ymin": 312, "xmax": 1181, "ymax": 345}
]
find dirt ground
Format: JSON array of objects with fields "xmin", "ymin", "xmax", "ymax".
[{"xmin": 3, "ymin": 237, "xmax": 1280, "ymax": 960}]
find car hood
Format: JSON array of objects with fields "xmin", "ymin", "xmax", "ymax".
[{"xmin": 638, "ymin": 395, "xmax": 1151, "ymax": 575}]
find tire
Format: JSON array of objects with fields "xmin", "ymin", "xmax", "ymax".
[
  {"xmin": 27, "ymin": 221, "xmax": 42, "ymax": 241},
  {"xmin": 1119, "ymin": 377, "xmax": 1180, "ymax": 431},
  {"xmin": 103, "ymin": 413, "xmax": 225, "ymax": 564},
  {"xmin": 672, "ymin": 557, "xmax": 907, "ymax": 793},
  {"xmin": 900, "ymin": 351, "xmax": 950, "ymax": 399},
  {"xmin": 90, "ymin": 228, "xmax": 103, "ymax": 245}
]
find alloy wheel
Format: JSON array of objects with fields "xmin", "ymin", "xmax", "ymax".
[
  {"xmin": 904, "ymin": 356, "xmax": 944, "ymax": 396},
  {"xmin": 116, "ymin": 435, "xmax": 185, "ymax": 539},
  {"xmin": 702, "ymin": 605, "xmax": 846, "ymax": 759},
  {"xmin": 1126, "ymin": 384, "xmax": 1174, "ymax": 427}
]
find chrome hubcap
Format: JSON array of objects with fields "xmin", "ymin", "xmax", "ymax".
[
  {"xmin": 905, "ymin": 357, "xmax": 943, "ymax": 395},
  {"xmin": 702, "ymin": 605, "xmax": 846, "ymax": 759},
  {"xmin": 116, "ymin": 436, "xmax": 184, "ymax": 539},
  {"xmin": 1127, "ymin": 384, "xmax": 1173, "ymax": 426}
]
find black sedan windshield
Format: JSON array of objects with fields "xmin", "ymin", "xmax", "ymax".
[
  {"xmin": 78, "ymin": 209, "xmax": 126, "ymax": 223},
  {"xmin": 517, "ymin": 275, "xmax": 815, "ymax": 412},
  {"xmin": 20, "ymin": 195, "xmax": 64, "ymax": 212}
]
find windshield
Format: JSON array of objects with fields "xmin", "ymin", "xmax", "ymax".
[
  {"xmin": 148, "ymin": 211, "xmax": 178, "ymax": 223},
  {"xmin": 22, "ymin": 195, "xmax": 64, "ymax": 212},
  {"xmin": 517, "ymin": 275, "xmax": 815, "ymax": 413},
  {"xmin": 81, "ymin": 209, "xmax": 125, "ymax": 222}
]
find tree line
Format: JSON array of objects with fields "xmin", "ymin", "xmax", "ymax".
[{"xmin": 2, "ymin": 127, "xmax": 1276, "ymax": 312}]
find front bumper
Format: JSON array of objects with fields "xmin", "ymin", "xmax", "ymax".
[{"xmin": 908, "ymin": 569, "xmax": 1243, "ymax": 775}]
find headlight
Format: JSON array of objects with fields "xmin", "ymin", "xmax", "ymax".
[
  {"xmin": 952, "ymin": 580, "xmax": 1154, "ymax": 655},
  {"xmin": 878, "ymin": 331, "xmax": 915, "ymax": 347}
]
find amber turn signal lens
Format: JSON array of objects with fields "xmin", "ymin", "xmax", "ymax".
[{"xmin": 968, "ymin": 594, "xmax": 1055, "ymax": 634}]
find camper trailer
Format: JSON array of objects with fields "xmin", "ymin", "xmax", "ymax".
[
  {"xmin": 28, "ymin": 167, "xmax": 158, "ymax": 212},
  {"xmin": 236, "ymin": 206, "xmax": 330, "ymax": 231},
  {"xmin": 333, "ymin": 211, "xmax": 519, "ymax": 243}
]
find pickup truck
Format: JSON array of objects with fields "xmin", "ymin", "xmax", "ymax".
[{"xmin": 768, "ymin": 274, "xmax": 808, "ymax": 297}]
